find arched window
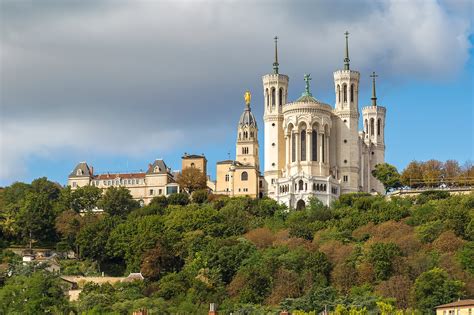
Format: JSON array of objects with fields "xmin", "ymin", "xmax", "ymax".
[
  {"xmin": 279, "ymin": 88, "xmax": 283, "ymax": 106},
  {"xmin": 365, "ymin": 119, "xmax": 368, "ymax": 133},
  {"xmin": 298, "ymin": 180, "xmax": 304, "ymax": 191},
  {"xmin": 377, "ymin": 119, "xmax": 381, "ymax": 136},
  {"xmin": 300, "ymin": 129, "xmax": 306, "ymax": 161},
  {"xmin": 343, "ymin": 84, "xmax": 347, "ymax": 102},
  {"xmin": 190, "ymin": 163, "xmax": 195, "ymax": 168},
  {"xmin": 154, "ymin": 166, "xmax": 160, "ymax": 173},
  {"xmin": 271, "ymin": 87, "xmax": 276, "ymax": 106},
  {"xmin": 76, "ymin": 169, "xmax": 83, "ymax": 176},
  {"xmin": 291, "ymin": 132, "xmax": 296, "ymax": 162},
  {"xmin": 266, "ymin": 88, "xmax": 269, "ymax": 108},
  {"xmin": 370, "ymin": 118, "xmax": 375, "ymax": 136},
  {"xmin": 241, "ymin": 171, "xmax": 248, "ymax": 181},
  {"xmin": 239, "ymin": 132, "xmax": 241, "ymax": 140},
  {"xmin": 312, "ymin": 183, "xmax": 316, "ymax": 191},
  {"xmin": 322, "ymin": 134, "xmax": 326, "ymax": 163},
  {"xmin": 311, "ymin": 129, "xmax": 318, "ymax": 161},
  {"xmin": 337, "ymin": 85, "xmax": 340, "ymax": 103},
  {"xmin": 350, "ymin": 84, "xmax": 354, "ymax": 102}
]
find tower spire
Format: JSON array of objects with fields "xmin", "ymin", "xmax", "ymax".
[
  {"xmin": 273, "ymin": 36, "xmax": 279, "ymax": 74},
  {"xmin": 344, "ymin": 31, "xmax": 350, "ymax": 70},
  {"xmin": 370, "ymin": 71, "xmax": 378, "ymax": 106}
]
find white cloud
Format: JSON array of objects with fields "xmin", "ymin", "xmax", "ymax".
[{"xmin": 0, "ymin": 0, "xmax": 471, "ymax": 182}]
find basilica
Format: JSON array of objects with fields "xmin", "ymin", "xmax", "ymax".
[
  {"xmin": 214, "ymin": 33, "xmax": 386, "ymax": 208},
  {"xmin": 68, "ymin": 33, "xmax": 387, "ymax": 209}
]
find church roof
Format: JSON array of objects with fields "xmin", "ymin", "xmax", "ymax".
[
  {"xmin": 238, "ymin": 104, "xmax": 257, "ymax": 128},
  {"xmin": 295, "ymin": 94, "xmax": 320, "ymax": 103}
]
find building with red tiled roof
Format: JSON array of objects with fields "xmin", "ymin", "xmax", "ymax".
[
  {"xmin": 68, "ymin": 159, "xmax": 180, "ymax": 206},
  {"xmin": 435, "ymin": 299, "xmax": 474, "ymax": 315}
]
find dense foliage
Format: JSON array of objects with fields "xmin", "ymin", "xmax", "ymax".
[{"xmin": 0, "ymin": 176, "xmax": 473, "ymax": 314}]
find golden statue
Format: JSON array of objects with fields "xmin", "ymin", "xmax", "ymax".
[{"xmin": 244, "ymin": 90, "xmax": 251, "ymax": 105}]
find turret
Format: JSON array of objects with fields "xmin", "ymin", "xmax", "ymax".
[
  {"xmin": 263, "ymin": 36, "xmax": 288, "ymax": 196},
  {"xmin": 362, "ymin": 72, "xmax": 386, "ymax": 193},
  {"xmin": 333, "ymin": 32, "xmax": 361, "ymax": 193}
]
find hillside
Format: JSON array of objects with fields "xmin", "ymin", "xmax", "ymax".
[{"xmin": 0, "ymin": 179, "xmax": 473, "ymax": 314}]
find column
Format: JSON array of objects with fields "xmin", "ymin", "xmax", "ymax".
[{"xmin": 294, "ymin": 130, "xmax": 299, "ymax": 163}]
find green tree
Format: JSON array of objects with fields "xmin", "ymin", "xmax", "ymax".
[
  {"xmin": 456, "ymin": 242, "xmax": 474, "ymax": 275},
  {"xmin": 98, "ymin": 186, "xmax": 139, "ymax": 217},
  {"xmin": 76, "ymin": 216, "xmax": 122, "ymax": 262},
  {"xmin": 167, "ymin": 192, "xmax": 190, "ymax": 206},
  {"xmin": 71, "ymin": 185, "xmax": 102, "ymax": 212},
  {"xmin": 371, "ymin": 163, "xmax": 402, "ymax": 193},
  {"xmin": 367, "ymin": 242, "xmax": 401, "ymax": 281},
  {"xmin": 0, "ymin": 271, "xmax": 70, "ymax": 313},
  {"xmin": 192, "ymin": 189, "xmax": 209, "ymax": 204},
  {"xmin": 17, "ymin": 192, "xmax": 58, "ymax": 243},
  {"xmin": 412, "ymin": 267, "xmax": 464, "ymax": 313}
]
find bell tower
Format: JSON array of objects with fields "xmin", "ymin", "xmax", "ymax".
[
  {"xmin": 362, "ymin": 72, "xmax": 386, "ymax": 193},
  {"xmin": 334, "ymin": 32, "xmax": 361, "ymax": 193},
  {"xmin": 263, "ymin": 36, "xmax": 289, "ymax": 197},
  {"xmin": 236, "ymin": 90, "xmax": 259, "ymax": 170}
]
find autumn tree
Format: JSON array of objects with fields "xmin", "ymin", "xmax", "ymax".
[
  {"xmin": 401, "ymin": 161, "xmax": 424, "ymax": 188},
  {"xmin": 175, "ymin": 167, "xmax": 208, "ymax": 194},
  {"xmin": 371, "ymin": 163, "xmax": 402, "ymax": 193}
]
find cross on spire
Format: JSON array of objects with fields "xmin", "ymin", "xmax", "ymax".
[
  {"xmin": 273, "ymin": 36, "xmax": 279, "ymax": 74},
  {"xmin": 370, "ymin": 71, "xmax": 378, "ymax": 106},
  {"xmin": 344, "ymin": 31, "xmax": 350, "ymax": 70}
]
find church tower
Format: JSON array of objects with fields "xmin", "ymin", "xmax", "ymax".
[
  {"xmin": 263, "ymin": 36, "xmax": 289, "ymax": 197},
  {"xmin": 362, "ymin": 72, "xmax": 386, "ymax": 193},
  {"xmin": 236, "ymin": 90, "xmax": 259, "ymax": 170},
  {"xmin": 334, "ymin": 32, "xmax": 361, "ymax": 193}
]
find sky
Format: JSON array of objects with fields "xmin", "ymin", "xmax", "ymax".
[{"xmin": 0, "ymin": 0, "xmax": 473, "ymax": 186}]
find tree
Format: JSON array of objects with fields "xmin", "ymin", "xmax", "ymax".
[
  {"xmin": 401, "ymin": 161, "xmax": 424, "ymax": 188},
  {"xmin": 98, "ymin": 186, "xmax": 139, "ymax": 217},
  {"xmin": 367, "ymin": 242, "xmax": 401, "ymax": 281},
  {"xmin": 371, "ymin": 163, "xmax": 402, "ymax": 193},
  {"xmin": 422, "ymin": 160, "xmax": 443, "ymax": 187},
  {"xmin": 192, "ymin": 189, "xmax": 209, "ymax": 204},
  {"xmin": 55, "ymin": 209, "xmax": 82, "ymax": 248},
  {"xmin": 175, "ymin": 167, "xmax": 207, "ymax": 194},
  {"xmin": 140, "ymin": 243, "xmax": 179, "ymax": 280},
  {"xmin": 71, "ymin": 185, "xmax": 102, "ymax": 212},
  {"xmin": 412, "ymin": 267, "xmax": 464, "ymax": 313},
  {"xmin": 0, "ymin": 271, "xmax": 70, "ymax": 313},
  {"xmin": 76, "ymin": 216, "xmax": 122, "ymax": 262},
  {"xmin": 17, "ymin": 192, "xmax": 57, "ymax": 243},
  {"xmin": 167, "ymin": 192, "xmax": 190, "ymax": 206}
]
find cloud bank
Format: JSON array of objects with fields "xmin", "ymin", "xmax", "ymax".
[{"xmin": 0, "ymin": 0, "xmax": 471, "ymax": 181}]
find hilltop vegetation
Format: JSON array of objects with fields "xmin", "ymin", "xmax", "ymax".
[{"xmin": 0, "ymin": 166, "xmax": 473, "ymax": 314}]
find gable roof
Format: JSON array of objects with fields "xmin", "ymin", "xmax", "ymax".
[
  {"xmin": 69, "ymin": 162, "xmax": 92, "ymax": 178},
  {"xmin": 146, "ymin": 159, "xmax": 169, "ymax": 175},
  {"xmin": 435, "ymin": 300, "xmax": 474, "ymax": 309}
]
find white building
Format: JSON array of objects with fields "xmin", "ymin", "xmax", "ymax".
[{"xmin": 262, "ymin": 33, "xmax": 386, "ymax": 209}]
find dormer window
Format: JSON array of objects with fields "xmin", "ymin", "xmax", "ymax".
[
  {"xmin": 76, "ymin": 169, "xmax": 83, "ymax": 176},
  {"xmin": 154, "ymin": 166, "xmax": 160, "ymax": 173}
]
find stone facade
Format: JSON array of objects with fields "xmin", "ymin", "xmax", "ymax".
[{"xmin": 261, "ymin": 34, "xmax": 387, "ymax": 208}]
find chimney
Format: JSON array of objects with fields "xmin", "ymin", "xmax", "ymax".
[
  {"xmin": 209, "ymin": 303, "xmax": 217, "ymax": 315},
  {"xmin": 91, "ymin": 166, "xmax": 94, "ymax": 176}
]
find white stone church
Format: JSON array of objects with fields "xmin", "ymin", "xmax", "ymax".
[{"xmin": 259, "ymin": 33, "xmax": 387, "ymax": 209}]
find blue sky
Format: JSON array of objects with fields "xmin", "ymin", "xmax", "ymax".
[{"xmin": 1, "ymin": 0, "xmax": 473, "ymax": 186}]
